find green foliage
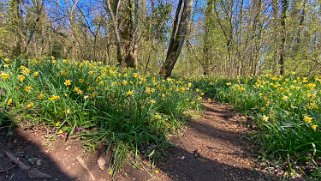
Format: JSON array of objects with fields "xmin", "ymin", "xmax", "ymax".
[
  {"xmin": 193, "ymin": 74, "xmax": 321, "ymax": 175},
  {"xmin": 0, "ymin": 57, "xmax": 202, "ymax": 172},
  {"xmin": 150, "ymin": 2, "xmax": 172, "ymax": 41}
]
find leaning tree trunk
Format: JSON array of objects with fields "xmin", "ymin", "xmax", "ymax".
[{"xmin": 159, "ymin": 0, "xmax": 193, "ymax": 78}]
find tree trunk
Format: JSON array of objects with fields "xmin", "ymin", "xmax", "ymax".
[
  {"xmin": 159, "ymin": 0, "xmax": 193, "ymax": 78},
  {"xmin": 106, "ymin": 0, "xmax": 139, "ymax": 68},
  {"xmin": 10, "ymin": 0, "xmax": 24, "ymax": 56},
  {"xmin": 294, "ymin": 0, "xmax": 306, "ymax": 51},
  {"xmin": 124, "ymin": 0, "xmax": 139, "ymax": 69},
  {"xmin": 279, "ymin": 0, "xmax": 288, "ymax": 75},
  {"xmin": 202, "ymin": 0, "xmax": 214, "ymax": 75},
  {"xmin": 272, "ymin": 0, "xmax": 279, "ymax": 74},
  {"xmin": 106, "ymin": 0, "xmax": 125, "ymax": 66}
]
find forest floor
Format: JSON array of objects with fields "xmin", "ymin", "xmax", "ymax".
[{"xmin": 0, "ymin": 101, "xmax": 281, "ymax": 181}]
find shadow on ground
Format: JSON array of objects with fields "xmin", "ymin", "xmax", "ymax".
[
  {"xmin": 157, "ymin": 145, "xmax": 277, "ymax": 181},
  {"xmin": 0, "ymin": 102, "xmax": 280, "ymax": 181},
  {"xmin": 156, "ymin": 102, "xmax": 279, "ymax": 181},
  {"xmin": 0, "ymin": 111, "xmax": 74, "ymax": 181}
]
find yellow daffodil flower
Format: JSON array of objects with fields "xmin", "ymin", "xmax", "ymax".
[
  {"xmin": 64, "ymin": 79, "xmax": 72, "ymax": 86},
  {"xmin": 126, "ymin": 90, "xmax": 133, "ymax": 96},
  {"xmin": 37, "ymin": 93, "xmax": 44, "ymax": 100},
  {"xmin": 33, "ymin": 71, "xmax": 39, "ymax": 77},
  {"xmin": 1, "ymin": 72, "xmax": 9, "ymax": 80},
  {"xmin": 18, "ymin": 75, "xmax": 25, "ymax": 82},
  {"xmin": 25, "ymin": 85, "xmax": 32, "ymax": 93},
  {"xmin": 49, "ymin": 95, "xmax": 60, "ymax": 101},
  {"xmin": 6, "ymin": 98, "xmax": 12, "ymax": 106},
  {"xmin": 25, "ymin": 102, "xmax": 34, "ymax": 109},
  {"xmin": 303, "ymin": 115, "xmax": 313, "ymax": 123},
  {"xmin": 311, "ymin": 125, "xmax": 318, "ymax": 131}
]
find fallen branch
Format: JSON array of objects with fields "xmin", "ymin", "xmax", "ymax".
[
  {"xmin": 28, "ymin": 168, "xmax": 51, "ymax": 179},
  {"xmin": 5, "ymin": 151, "xmax": 51, "ymax": 179},
  {"xmin": 5, "ymin": 151, "xmax": 31, "ymax": 171},
  {"xmin": 0, "ymin": 164, "xmax": 16, "ymax": 173}
]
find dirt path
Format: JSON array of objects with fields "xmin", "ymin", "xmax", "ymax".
[
  {"xmin": 0, "ymin": 102, "xmax": 277, "ymax": 181},
  {"xmin": 157, "ymin": 101, "xmax": 276, "ymax": 181}
]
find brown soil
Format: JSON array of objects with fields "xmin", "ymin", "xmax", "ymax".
[{"xmin": 0, "ymin": 101, "xmax": 279, "ymax": 181}]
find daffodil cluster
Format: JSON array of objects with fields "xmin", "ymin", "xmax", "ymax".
[
  {"xmin": 0, "ymin": 57, "xmax": 202, "ymax": 170},
  {"xmin": 192, "ymin": 74, "xmax": 321, "ymax": 172}
]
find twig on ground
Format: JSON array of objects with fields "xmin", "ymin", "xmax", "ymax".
[
  {"xmin": 5, "ymin": 151, "xmax": 31, "ymax": 171},
  {"xmin": 0, "ymin": 164, "xmax": 16, "ymax": 173},
  {"xmin": 4, "ymin": 151, "xmax": 51, "ymax": 179},
  {"xmin": 76, "ymin": 156, "xmax": 96, "ymax": 181}
]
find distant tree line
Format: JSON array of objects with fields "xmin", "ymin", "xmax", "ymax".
[{"xmin": 0, "ymin": 0, "xmax": 320, "ymax": 77}]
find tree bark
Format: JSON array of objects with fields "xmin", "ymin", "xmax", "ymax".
[
  {"xmin": 106, "ymin": 0, "xmax": 125, "ymax": 66},
  {"xmin": 106, "ymin": 0, "xmax": 139, "ymax": 68},
  {"xmin": 272, "ymin": 0, "xmax": 279, "ymax": 74},
  {"xmin": 279, "ymin": 0, "xmax": 288, "ymax": 75},
  {"xmin": 294, "ymin": 0, "xmax": 306, "ymax": 51},
  {"xmin": 202, "ymin": 0, "xmax": 214, "ymax": 75},
  {"xmin": 124, "ymin": 0, "xmax": 139, "ymax": 69},
  {"xmin": 159, "ymin": 0, "xmax": 193, "ymax": 78}
]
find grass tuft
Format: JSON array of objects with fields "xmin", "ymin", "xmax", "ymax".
[
  {"xmin": 192, "ymin": 75, "xmax": 321, "ymax": 176},
  {"xmin": 0, "ymin": 57, "xmax": 202, "ymax": 172}
]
